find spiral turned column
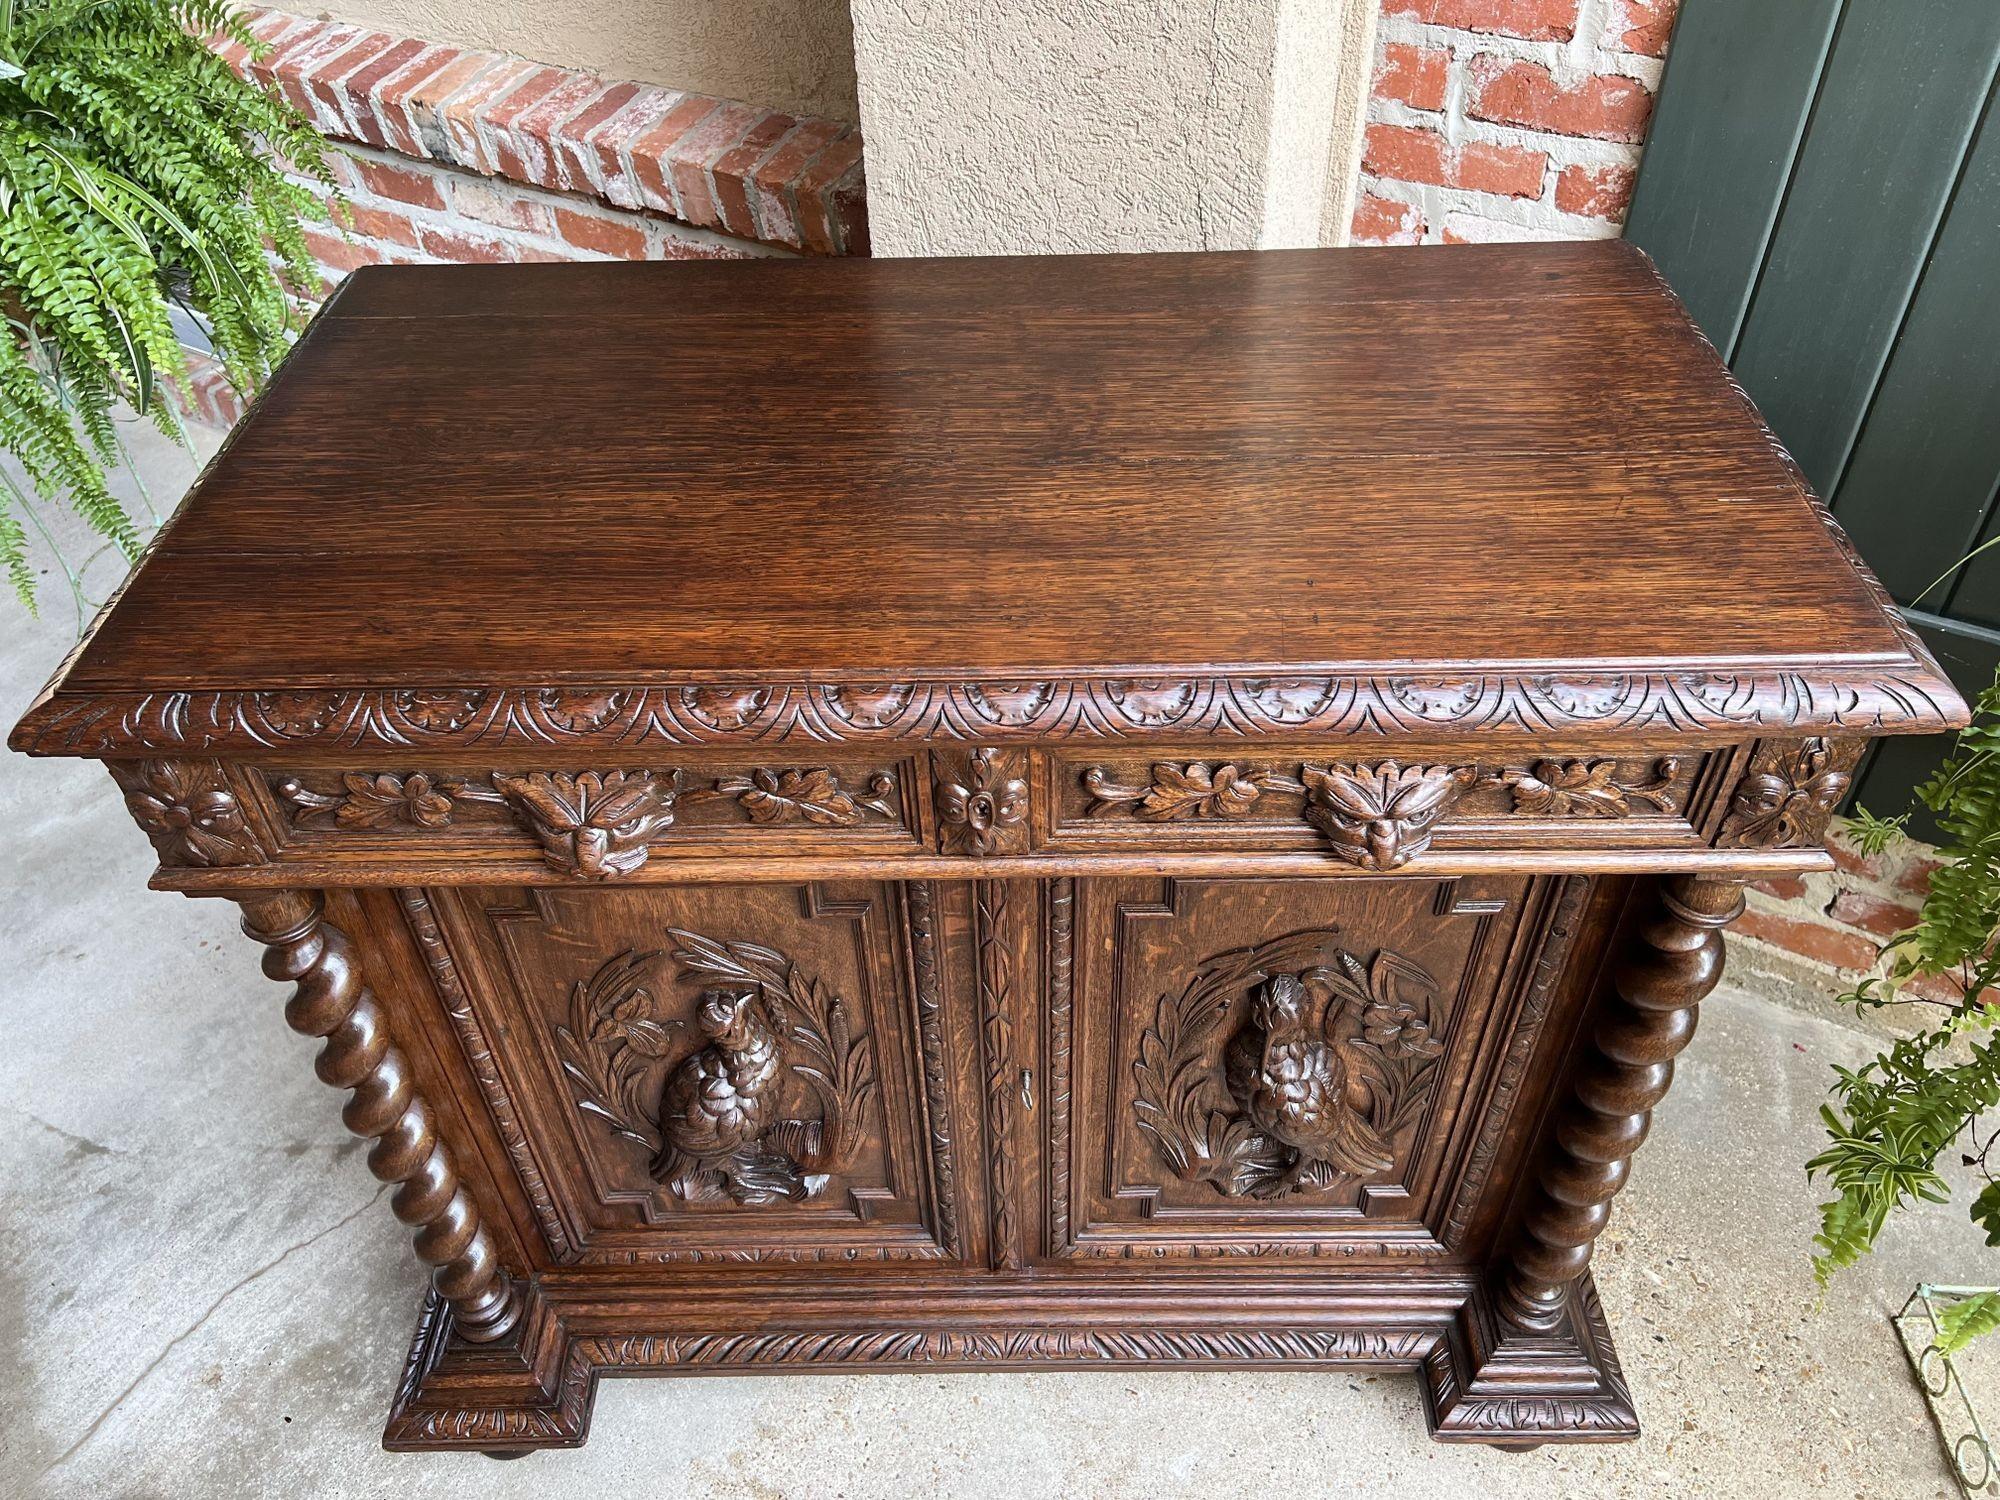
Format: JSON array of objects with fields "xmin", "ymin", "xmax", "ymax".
[
  {"xmin": 237, "ymin": 890, "xmax": 520, "ymax": 1343},
  {"xmin": 1497, "ymin": 873, "xmax": 1744, "ymax": 1335}
]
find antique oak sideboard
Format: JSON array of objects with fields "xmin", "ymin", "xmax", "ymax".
[{"xmin": 11, "ymin": 244, "xmax": 1964, "ymax": 1453}]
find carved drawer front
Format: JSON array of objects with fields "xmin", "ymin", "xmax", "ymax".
[
  {"xmin": 1048, "ymin": 752, "xmax": 1708, "ymax": 862},
  {"xmin": 1049, "ymin": 874, "xmax": 1572, "ymax": 1262},
  {"xmin": 259, "ymin": 758, "xmax": 922, "ymax": 873},
  {"xmin": 410, "ymin": 881, "xmax": 961, "ymax": 1264}
]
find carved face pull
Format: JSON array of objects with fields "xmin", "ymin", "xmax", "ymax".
[
  {"xmin": 491, "ymin": 770, "xmax": 677, "ymax": 879},
  {"xmin": 1301, "ymin": 762, "xmax": 1474, "ymax": 870}
]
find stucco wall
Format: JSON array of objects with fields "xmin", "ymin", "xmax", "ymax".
[
  {"xmin": 317, "ymin": 0, "xmax": 860, "ymax": 121},
  {"xmin": 852, "ymin": 0, "xmax": 1371, "ymax": 257}
]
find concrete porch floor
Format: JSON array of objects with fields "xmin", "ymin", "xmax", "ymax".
[{"xmin": 0, "ymin": 423, "xmax": 1991, "ymax": 1499}]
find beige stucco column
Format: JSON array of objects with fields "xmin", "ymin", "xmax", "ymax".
[{"xmin": 849, "ymin": 0, "xmax": 1377, "ymax": 256}]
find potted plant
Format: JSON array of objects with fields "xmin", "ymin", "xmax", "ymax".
[
  {"xmin": 0, "ymin": 0, "xmax": 332, "ymax": 618},
  {"xmin": 1811, "ymin": 669, "xmax": 2000, "ymax": 1353}
]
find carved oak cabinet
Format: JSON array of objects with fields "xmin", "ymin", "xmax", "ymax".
[{"xmin": 11, "ymin": 245, "xmax": 1965, "ymax": 1452}]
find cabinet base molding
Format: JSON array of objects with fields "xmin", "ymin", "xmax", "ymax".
[{"xmin": 383, "ymin": 1271, "xmax": 1633, "ymax": 1453}]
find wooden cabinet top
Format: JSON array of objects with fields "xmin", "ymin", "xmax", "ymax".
[{"xmin": 12, "ymin": 242, "xmax": 1962, "ymax": 756}]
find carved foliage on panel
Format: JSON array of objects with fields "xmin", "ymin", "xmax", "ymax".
[
  {"xmin": 1484, "ymin": 759, "xmax": 1678, "ymax": 818},
  {"xmin": 1301, "ymin": 762, "xmax": 1475, "ymax": 870},
  {"xmin": 279, "ymin": 771, "xmax": 460, "ymax": 829},
  {"xmin": 491, "ymin": 771, "xmax": 677, "ymax": 879},
  {"xmin": 1719, "ymin": 738, "xmax": 1859, "ymax": 849},
  {"xmin": 1081, "ymin": 759, "xmax": 1476, "ymax": 868},
  {"xmin": 1133, "ymin": 930, "xmax": 1446, "ymax": 1200},
  {"xmin": 114, "ymin": 759, "xmax": 264, "ymax": 866},
  {"xmin": 554, "ymin": 932, "xmax": 877, "ymax": 1206},
  {"xmin": 1083, "ymin": 762, "xmax": 1304, "ymax": 821},
  {"xmin": 702, "ymin": 768, "xmax": 897, "ymax": 827}
]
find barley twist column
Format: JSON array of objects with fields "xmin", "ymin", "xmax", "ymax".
[
  {"xmin": 238, "ymin": 890, "xmax": 520, "ymax": 1342},
  {"xmin": 1497, "ymin": 873, "xmax": 1744, "ymax": 1334}
]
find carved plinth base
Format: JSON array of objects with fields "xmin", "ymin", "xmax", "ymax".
[
  {"xmin": 381, "ymin": 1272, "xmax": 1471, "ymax": 1453},
  {"xmin": 1420, "ymin": 1274, "xmax": 1636, "ymax": 1446},
  {"xmin": 382, "ymin": 1280, "xmax": 584, "ymax": 1451}
]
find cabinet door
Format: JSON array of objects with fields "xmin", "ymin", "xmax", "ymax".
[
  {"xmin": 410, "ymin": 881, "xmax": 964, "ymax": 1265},
  {"xmin": 1046, "ymin": 875, "xmax": 1579, "ymax": 1264}
]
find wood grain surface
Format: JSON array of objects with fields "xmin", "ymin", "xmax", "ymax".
[{"xmin": 9, "ymin": 242, "xmax": 1961, "ymax": 756}]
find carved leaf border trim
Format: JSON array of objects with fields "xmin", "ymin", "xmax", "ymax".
[{"xmin": 24, "ymin": 664, "xmax": 1961, "ymax": 756}]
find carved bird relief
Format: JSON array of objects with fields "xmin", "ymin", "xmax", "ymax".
[
  {"xmin": 650, "ymin": 986, "xmax": 827, "ymax": 1205},
  {"xmin": 1133, "ymin": 938, "xmax": 1447, "ymax": 1202},
  {"xmin": 1223, "ymin": 972, "xmax": 1395, "ymax": 1194},
  {"xmin": 554, "ymin": 933, "xmax": 877, "ymax": 1210}
]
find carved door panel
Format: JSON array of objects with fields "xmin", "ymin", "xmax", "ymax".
[
  {"xmin": 1047, "ymin": 874, "xmax": 1562, "ymax": 1263},
  {"xmin": 412, "ymin": 881, "xmax": 961, "ymax": 1265}
]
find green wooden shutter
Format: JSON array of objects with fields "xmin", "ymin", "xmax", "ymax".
[{"xmin": 1624, "ymin": 0, "xmax": 2000, "ymax": 827}]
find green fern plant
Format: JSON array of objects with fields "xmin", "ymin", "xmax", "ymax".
[
  {"xmin": 1808, "ymin": 668, "xmax": 2000, "ymax": 1354},
  {"xmin": 0, "ymin": 0, "xmax": 333, "ymax": 615}
]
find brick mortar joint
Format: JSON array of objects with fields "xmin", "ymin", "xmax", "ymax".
[{"xmin": 223, "ymin": 4, "xmax": 866, "ymax": 256}]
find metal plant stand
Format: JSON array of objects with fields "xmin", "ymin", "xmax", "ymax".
[{"xmin": 1897, "ymin": 1285, "xmax": 2000, "ymax": 1497}]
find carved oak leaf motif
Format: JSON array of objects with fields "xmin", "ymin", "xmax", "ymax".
[
  {"xmin": 966, "ymin": 681, "xmax": 1055, "ymax": 725},
  {"xmin": 716, "ymin": 767, "xmax": 897, "ymax": 826},
  {"xmin": 1497, "ymin": 759, "xmax": 1679, "ymax": 818},
  {"xmin": 680, "ymin": 685, "xmax": 771, "ymax": 731},
  {"xmin": 1244, "ymin": 678, "xmax": 1334, "ymax": 724},
  {"xmin": 1721, "ymin": 738, "xmax": 1855, "ymax": 848},
  {"xmin": 1082, "ymin": 762, "xmax": 1303, "ymax": 821},
  {"xmin": 280, "ymin": 771, "xmax": 458, "ymax": 829},
  {"xmin": 393, "ymin": 689, "xmax": 484, "ymax": 733},
  {"xmin": 122, "ymin": 760, "xmax": 262, "ymax": 866},
  {"xmin": 1105, "ymin": 678, "xmax": 1197, "ymax": 726},
  {"xmin": 250, "ymin": 689, "xmax": 344, "ymax": 735},
  {"xmin": 822, "ymin": 682, "xmax": 916, "ymax": 729},
  {"xmin": 491, "ymin": 770, "xmax": 676, "ymax": 878},
  {"xmin": 1301, "ymin": 761, "xmax": 1474, "ymax": 870},
  {"xmin": 1389, "ymin": 678, "xmax": 1484, "ymax": 721},
  {"xmin": 535, "ymin": 689, "xmax": 630, "ymax": 734}
]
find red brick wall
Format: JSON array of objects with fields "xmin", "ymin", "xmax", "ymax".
[
  {"xmin": 1352, "ymin": 0, "xmax": 1678, "ymax": 245},
  {"xmin": 178, "ymin": 6, "xmax": 867, "ymax": 425},
  {"xmin": 1735, "ymin": 825, "xmax": 1942, "ymax": 1006}
]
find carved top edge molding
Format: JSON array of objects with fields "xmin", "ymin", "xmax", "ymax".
[{"xmin": 11, "ymin": 665, "xmax": 1964, "ymax": 757}]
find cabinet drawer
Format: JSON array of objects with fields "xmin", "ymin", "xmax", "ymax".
[
  {"xmin": 255, "ymin": 756, "xmax": 925, "ymax": 874},
  {"xmin": 1042, "ymin": 750, "xmax": 1717, "ymax": 863}
]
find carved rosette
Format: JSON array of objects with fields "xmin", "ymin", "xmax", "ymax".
[
  {"xmin": 1719, "ymin": 738, "xmax": 1860, "ymax": 848},
  {"xmin": 112, "ymin": 759, "xmax": 264, "ymax": 866},
  {"xmin": 552, "ymin": 932, "xmax": 877, "ymax": 1208},
  {"xmin": 934, "ymin": 748, "xmax": 1030, "ymax": 855},
  {"xmin": 1302, "ymin": 762, "xmax": 1475, "ymax": 870}
]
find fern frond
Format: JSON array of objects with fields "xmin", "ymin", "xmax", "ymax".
[{"xmin": 0, "ymin": 0, "xmax": 336, "ymax": 610}]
